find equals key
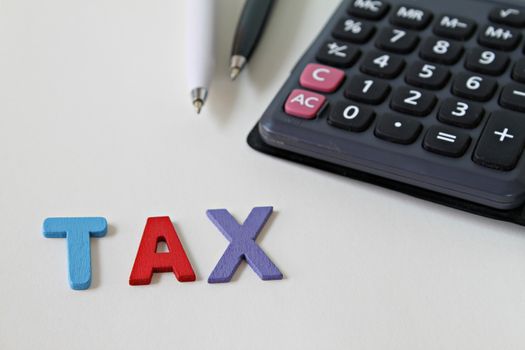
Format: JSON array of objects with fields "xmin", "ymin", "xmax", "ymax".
[{"xmin": 500, "ymin": 83, "xmax": 525, "ymax": 112}]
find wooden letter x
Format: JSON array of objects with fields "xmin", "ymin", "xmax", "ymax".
[{"xmin": 207, "ymin": 206, "xmax": 283, "ymax": 283}]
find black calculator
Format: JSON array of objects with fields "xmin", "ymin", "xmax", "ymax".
[{"xmin": 255, "ymin": 0, "xmax": 525, "ymax": 211}]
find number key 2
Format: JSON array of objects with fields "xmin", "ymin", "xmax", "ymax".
[{"xmin": 390, "ymin": 87, "xmax": 437, "ymax": 117}]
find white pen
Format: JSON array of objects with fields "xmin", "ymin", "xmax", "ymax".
[{"xmin": 185, "ymin": 0, "xmax": 215, "ymax": 114}]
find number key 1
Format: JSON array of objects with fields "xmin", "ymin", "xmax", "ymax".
[{"xmin": 344, "ymin": 75, "xmax": 391, "ymax": 105}]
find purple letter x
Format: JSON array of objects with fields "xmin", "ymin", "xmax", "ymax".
[{"xmin": 207, "ymin": 206, "xmax": 283, "ymax": 283}]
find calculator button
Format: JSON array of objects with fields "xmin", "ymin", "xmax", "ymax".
[
  {"xmin": 360, "ymin": 51, "xmax": 405, "ymax": 79},
  {"xmin": 464, "ymin": 48, "xmax": 509, "ymax": 76},
  {"xmin": 284, "ymin": 89, "xmax": 326, "ymax": 119},
  {"xmin": 374, "ymin": 114, "xmax": 422, "ymax": 144},
  {"xmin": 478, "ymin": 24, "xmax": 521, "ymax": 51},
  {"xmin": 333, "ymin": 18, "xmax": 376, "ymax": 44},
  {"xmin": 405, "ymin": 61, "xmax": 450, "ymax": 90},
  {"xmin": 328, "ymin": 101, "xmax": 375, "ymax": 132},
  {"xmin": 512, "ymin": 58, "xmax": 525, "ymax": 83},
  {"xmin": 438, "ymin": 98, "xmax": 484, "ymax": 129},
  {"xmin": 316, "ymin": 41, "xmax": 361, "ymax": 68},
  {"xmin": 344, "ymin": 75, "xmax": 390, "ymax": 104},
  {"xmin": 375, "ymin": 27, "xmax": 419, "ymax": 54},
  {"xmin": 499, "ymin": 83, "xmax": 525, "ymax": 113},
  {"xmin": 423, "ymin": 126, "xmax": 471, "ymax": 158},
  {"xmin": 390, "ymin": 5, "xmax": 432, "ymax": 30},
  {"xmin": 419, "ymin": 37, "xmax": 463, "ymax": 65},
  {"xmin": 390, "ymin": 87, "xmax": 436, "ymax": 116},
  {"xmin": 433, "ymin": 15, "xmax": 476, "ymax": 40},
  {"xmin": 347, "ymin": 0, "xmax": 390, "ymax": 20},
  {"xmin": 473, "ymin": 111, "xmax": 525, "ymax": 171},
  {"xmin": 299, "ymin": 63, "xmax": 345, "ymax": 93},
  {"xmin": 489, "ymin": 7, "xmax": 525, "ymax": 28},
  {"xmin": 451, "ymin": 73, "xmax": 497, "ymax": 102}
]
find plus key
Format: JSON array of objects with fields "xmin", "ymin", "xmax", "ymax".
[{"xmin": 473, "ymin": 111, "xmax": 525, "ymax": 170}]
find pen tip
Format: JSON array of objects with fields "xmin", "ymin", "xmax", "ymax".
[
  {"xmin": 193, "ymin": 99, "xmax": 203, "ymax": 114},
  {"xmin": 230, "ymin": 67, "xmax": 241, "ymax": 81}
]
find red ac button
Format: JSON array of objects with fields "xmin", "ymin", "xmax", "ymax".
[{"xmin": 284, "ymin": 89, "xmax": 326, "ymax": 119}]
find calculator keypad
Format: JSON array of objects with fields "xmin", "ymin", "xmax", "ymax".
[{"xmin": 267, "ymin": 0, "xmax": 525, "ymax": 209}]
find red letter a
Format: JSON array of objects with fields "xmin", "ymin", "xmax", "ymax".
[{"xmin": 129, "ymin": 217, "xmax": 196, "ymax": 285}]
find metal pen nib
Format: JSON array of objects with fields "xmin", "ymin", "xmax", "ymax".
[
  {"xmin": 193, "ymin": 99, "xmax": 203, "ymax": 114},
  {"xmin": 230, "ymin": 67, "xmax": 241, "ymax": 81},
  {"xmin": 190, "ymin": 87, "xmax": 208, "ymax": 114},
  {"xmin": 229, "ymin": 55, "xmax": 247, "ymax": 81}
]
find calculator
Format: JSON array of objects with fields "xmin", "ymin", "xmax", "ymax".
[{"xmin": 255, "ymin": 0, "xmax": 525, "ymax": 211}]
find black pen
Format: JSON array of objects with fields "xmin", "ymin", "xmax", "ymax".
[{"xmin": 229, "ymin": 0, "xmax": 276, "ymax": 80}]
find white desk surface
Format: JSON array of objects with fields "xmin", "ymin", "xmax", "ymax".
[{"xmin": 1, "ymin": 0, "xmax": 525, "ymax": 349}]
